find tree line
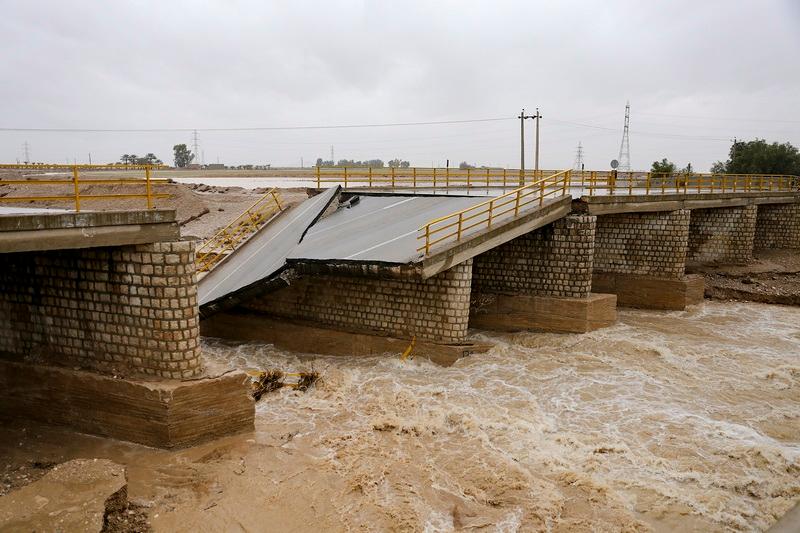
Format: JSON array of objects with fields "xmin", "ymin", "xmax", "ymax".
[
  {"xmin": 119, "ymin": 153, "xmax": 163, "ymax": 165},
  {"xmin": 651, "ymin": 139, "xmax": 800, "ymax": 175},
  {"xmin": 315, "ymin": 158, "xmax": 410, "ymax": 168}
]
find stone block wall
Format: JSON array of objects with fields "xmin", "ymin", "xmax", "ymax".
[
  {"xmin": 687, "ymin": 205, "xmax": 757, "ymax": 265},
  {"xmin": 471, "ymin": 215, "xmax": 596, "ymax": 298},
  {"xmin": 0, "ymin": 241, "xmax": 201, "ymax": 379},
  {"xmin": 243, "ymin": 261, "xmax": 473, "ymax": 343},
  {"xmin": 594, "ymin": 209, "xmax": 690, "ymax": 278},
  {"xmin": 754, "ymin": 203, "xmax": 800, "ymax": 250}
]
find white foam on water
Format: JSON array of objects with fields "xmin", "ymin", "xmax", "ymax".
[{"xmin": 201, "ymin": 301, "xmax": 800, "ymax": 531}]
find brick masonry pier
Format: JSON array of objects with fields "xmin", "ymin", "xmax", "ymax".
[
  {"xmin": 470, "ymin": 215, "xmax": 616, "ymax": 332},
  {"xmin": 0, "ymin": 209, "xmax": 253, "ymax": 448}
]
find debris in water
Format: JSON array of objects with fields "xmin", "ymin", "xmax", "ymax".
[{"xmin": 248, "ymin": 369, "xmax": 319, "ymax": 400}]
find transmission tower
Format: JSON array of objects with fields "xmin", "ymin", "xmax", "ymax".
[
  {"xmin": 617, "ymin": 102, "xmax": 631, "ymax": 171},
  {"xmin": 330, "ymin": 145, "xmax": 334, "ymax": 163},
  {"xmin": 573, "ymin": 142, "xmax": 584, "ymax": 170},
  {"xmin": 23, "ymin": 141, "xmax": 30, "ymax": 164},
  {"xmin": 192, "ymin": 130, "xmax": 200, "ymax": 162}
]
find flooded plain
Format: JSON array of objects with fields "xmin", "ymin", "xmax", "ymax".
[{"xmin": 2, "ymin": 301, "xmax": 798, "ymax": 532}]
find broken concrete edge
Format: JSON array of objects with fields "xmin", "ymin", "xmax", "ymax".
[
  {"xmin": 200, "ymin": 310, "xmax": 492, "ymax": 367},
  {"xmin": 575, "ymin": 192, "xmax": 800, "ymax": 215},
  {"xmin": 198, "ymin": 186, "xmax": 341, "ymax": 313},
  {"xmin": 199, "ymin": 264, "xmax": 295, "ymax": 319},
  {"xmin": 0, "ymin": 359, "xmax": 255, "ymax": 449}
]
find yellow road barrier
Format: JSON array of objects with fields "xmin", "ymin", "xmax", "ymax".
[
  {"xmin": 195, "ymin": 188, "xmax": 284, "ymax": 273},
  {"xmin": 417, "ymin": 169, "xmax": 571, "ymax": 255},
  {"xmin": 0, "ymin": 163, "xmax": 169, "ymax": 211}
]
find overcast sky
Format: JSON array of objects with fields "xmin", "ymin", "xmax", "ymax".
[{"xmin": 1, "ymin": 0, "xmax": 799, "ymax": 171}]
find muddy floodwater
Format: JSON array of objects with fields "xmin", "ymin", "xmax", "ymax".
[{"xmin": 2, "ymin": 301, "xmax": 799, "ymax": 532}]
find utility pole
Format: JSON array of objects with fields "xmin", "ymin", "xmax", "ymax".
[
  {"xmin": 532, "ymin": 108, "xmax": 542, "ymax": 174},
  {"xmin": 23, "ymin": 141, "xmax": 30, "ymax": 164},
  {"xmin": 518, "ymin": 109, "xmax": 534, "ymax": 185}
]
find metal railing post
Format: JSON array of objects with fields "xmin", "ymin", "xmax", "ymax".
[
  {"xmin": 343, "ymin": 167, "xmax": 348, "ymax": 188},
  {"xmin": 514, "ymin": 189, "xmax": 521, "ymax": 215},
  {"xmin": 425, "ymin": 225, "xmax": 430, "ymax": 254},
  {"xmin": 457, "ymin": 213, "xmax": 463, "ymax": 240},
  {"xmin": 466, "ymin": 168, "xmax": 471, "ymax": 188},
  {"xmin": 315, "ymin": 166, "xmax": 321, "ymax": 188},
  {"xmin": 413, "ymin": 167, "xmax": 417, "ymax": 190},
  {"xmin": 369, "ymin": 167, "xmax": 373, "ymax": 187},
  {"xmin": 503, "ymin": 168, "xmax": 507, "ymax": 187},
  {"xmin": 71, "ymin": 165, "xmax": 81, "ymax": 212},
  {"xmin": 539, "ymin": 180, "xmax": 544, "ymax": 206},
  {"xmin": 391, "ymin": 166, "xmax": 396, "ymax": 188},
  {"xmin": 446, "ymin": 167, "xmax": 450, "ymax": 188},
  {"xmin": 486, "ymin": 168, "xmax": 490, "ymax": 187},
  {"xmin": 432, "ymin": 167, "xmax": 437, "ymax": 188},
  {"xmin": 645, "ymin": 172, "xmax": 651, "ymax": 195},
  {"xmin": 145, "ymin": 165, "xmax": 153, "ymax": 209}
]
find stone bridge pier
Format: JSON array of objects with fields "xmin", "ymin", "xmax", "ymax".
[
  {"xmin": 469, "ymin": 215, "xmax": 616, "ymax": 332},
  {"xmin": 754, "ymin": 202, "xmax": 800, "ymax": 250},
  {"xmin": 0, "ymin": 210, "xmax": 254, "ymax": 448},
  {"xmin": 591, "ymin": 209, "xmax": 705, "ymax": 310},
  {"xmin": 687, "ymin": 205, "xmax": 757, "ymax": 265}
]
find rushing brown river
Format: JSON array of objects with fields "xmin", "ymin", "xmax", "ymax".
[{"xmin": 2, "ymin": 301, "xmax": 798, "ymax": 532}]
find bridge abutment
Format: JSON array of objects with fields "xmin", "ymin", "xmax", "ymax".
[
  {"xmin": 754, "ymin": 202, "xmax": 800, "ymax": 250},
  {"xmin": 687, "ymin": 205, "xmax": 757, "ymax": 265},
  {"xmin": 470, "ymin": 215, "xmax": 616, "ymax": 332},
  {"xmin": 0, "ymin": 210, "xmax": 254, "ymax": 448},
  {"xmin": 592, "ymin": 209, "xmax": 704, "ymax": 309}
]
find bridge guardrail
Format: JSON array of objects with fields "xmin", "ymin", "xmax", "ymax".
[
  {"xmin": 195, "ymin": 188, "xmax": 284, "ymax": 273},
  {"xmin": 416, "ymin": 169, "xmax": 571, "ymax": 255},
  {"xmin": 314, "ymin": 166, "xmax": 557, "ymax": 189},
  {"xmin": 0, "ymin": 164, "xmax": 170, "ymax": 211},
  {"xmin": 573, "ymin": 170, "xmax": 798, "ymax": 196}
]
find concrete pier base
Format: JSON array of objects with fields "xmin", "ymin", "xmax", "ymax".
[
  {"xmin": 592, "ymin": 272, "xmax": 705, "ymax": 310},
  {"xmin": 0, "ymin": 360, "xmax": 254, "ymax": 449},
  {"xmin": 469, "ymin": 293, "xmax": 617, "ymax": 333},
  {"xmin": 201, "ymin": 312, "xmax": 491, "ymax": 366}
]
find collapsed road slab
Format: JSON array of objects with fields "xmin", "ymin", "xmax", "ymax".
[{"xmin": 198, "ymin": 186, "xmax": 339, "ymax": 314}]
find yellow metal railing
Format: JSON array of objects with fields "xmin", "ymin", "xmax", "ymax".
[
  {"xmin": 0, "ymin": 164, "xmax": 169, "ymax": 211},
  {"xmin": 417, "ymin": 169, "xmax": 571, "ymax": 255},
  {"xmin": 195, "ymin": 188, "xmax": 284, "ymax": 273},
  {"xmin": 314, "ymin": 166, "xmax": 557, "ymax": 189},
  {"xmin": 573, "ymin": 170, "xmax": 798, "ymax": 196}
]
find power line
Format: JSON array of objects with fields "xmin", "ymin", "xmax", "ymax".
[
  {"xmin": 0, "ymin": 117, "xmax": 514, "ymax": 133},
  {"xmin": 638, "ymin": 112, "xmax": 800, "ymax": 124}
]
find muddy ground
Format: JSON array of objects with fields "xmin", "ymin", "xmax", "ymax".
[{"xmin": 689, "ymin": 249, "xmax": 800, "ymax": 305}]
